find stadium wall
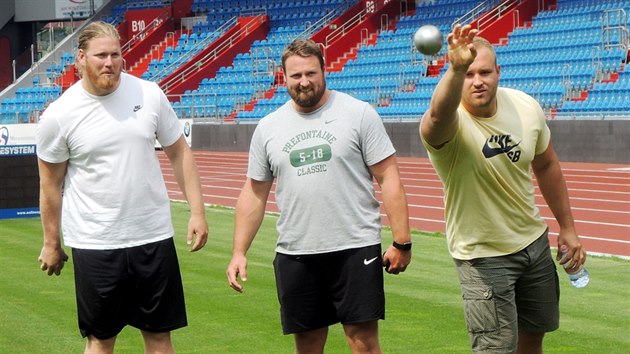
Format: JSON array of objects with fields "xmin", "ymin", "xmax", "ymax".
[
  {"xmin": 0, "ymin": 124, "xmax": 39, "ymax": 219},
  {"xmin": 192, "ymin": 120, "xmax": 630, "ymax": 164}
]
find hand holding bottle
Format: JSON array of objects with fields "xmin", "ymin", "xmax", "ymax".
[{"xmin": 559, "ymin": 245, "xmax": 590, "ymax": 288}]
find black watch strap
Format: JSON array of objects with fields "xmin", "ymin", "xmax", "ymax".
[{"xmin": 392, "ymin": 241, "xmax": 412, "ymax": 251}]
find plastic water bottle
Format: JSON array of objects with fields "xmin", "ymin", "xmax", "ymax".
[
  {"xmin": 559, "ymin": 245, "xmax": 590, "ymax": 288},
  {"xmin": 567, "ymin": 267, "xmax": 590, "ymax": 288}
]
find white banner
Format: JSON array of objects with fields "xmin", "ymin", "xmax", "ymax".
[
  {"xmin": 55, "ymin": 0, "xmax": 104, "ymax": 19},
  {"xmin": 0, "ymin": 124, "xmax": 38, "ymax": 155},
  {"xmin": 0, "ymin": 118, "xmax": 192, "ymax": 219},
  {"xmin": 1, "ymin": 119, "xmax": 193, "ymax": 154}
]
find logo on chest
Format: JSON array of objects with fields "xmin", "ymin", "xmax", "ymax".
[{"xmin": 482, "ymin": 134, "xmax": 521, "ymax": 162}]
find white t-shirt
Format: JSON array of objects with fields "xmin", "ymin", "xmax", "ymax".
[
  {"xmin": 37, "ymin": 73, "xmax": 182, "ymax": 249},
  {"xmin": 248, "ymin": 90, "xmax": 396, "ymax": 254}
]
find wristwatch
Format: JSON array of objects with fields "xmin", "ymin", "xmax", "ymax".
[{"xmin": 392, "ymin": 241, "xmax": 412, "ymax": 251}]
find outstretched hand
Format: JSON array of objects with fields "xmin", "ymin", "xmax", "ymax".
[{"xmin": 447, "ymin": 24, "xmax": 480, "ymax": 72}]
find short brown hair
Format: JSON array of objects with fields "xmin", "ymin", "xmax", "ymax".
[
  {"xmin": 281, "ymin": 39, "xmax": 325, "ymax": 72},
  {"xmin": 473, "ymin": 36, "xmax": 497, "ymax": 67}
]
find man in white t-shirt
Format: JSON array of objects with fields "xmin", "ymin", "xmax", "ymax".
[
  {"xmin": 226, "ymin": 39, "xmax": 412, "ymax": 353},
  {"xmin": 36, "ymin": 21, "xmax": 208, "ymax": 354}
]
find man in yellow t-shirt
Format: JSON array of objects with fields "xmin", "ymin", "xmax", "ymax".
[{"xmin": 420, "ymin": 24, "xmax": 587, "ymax": 354}]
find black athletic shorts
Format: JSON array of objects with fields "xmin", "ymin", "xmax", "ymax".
[
  {"xmin": 273, "ymin": 244, "xmax": 385, "ymax": 334},
  {"xmin": 72, "ymin": 237, "xmax": 187, "ymax": 339}
]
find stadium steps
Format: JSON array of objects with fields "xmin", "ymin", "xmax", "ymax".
[
  {"xmin": 119, "ymin": 9, "xmax": 175, "ymax": 73},
  {"xmin": 127, "ymin": 31, "xmax": 184, "ymax": 78},
  {"xmin": 159, "ymin": 15, "xmax": 270, "ymax": 98},
  {"xmin": 327, "ymin": 32, "xmax": 379, "ymax": 72},
  {"xmin": 233, "ymin": 0, "xmax": 407, "ymax": 120}
]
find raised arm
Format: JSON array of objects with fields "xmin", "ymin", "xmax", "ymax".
[
  {"xmin": 226, "ymin": 178, "xmax": 273, "ymax": 293},
  {"xmin": 421, "ymin": 24, "xmax": 479, "ymax": 148},
  {"xmin": 163, "ymin": 136, "xmax": 209, "ymax": 252},
  {"xmin": 37, "ymin": 159, "xmax": 69, "ymax": 276}
]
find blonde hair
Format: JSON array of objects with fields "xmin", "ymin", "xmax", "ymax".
[
  {"xmin": 75, "ymin": 21, "xmax": 120, "ymax": 77},
  {"xmin": 78, "ymin": 21, "xmax": 120, "ymax": 51}
]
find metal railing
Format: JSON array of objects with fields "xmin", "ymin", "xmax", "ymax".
[
  {"xmin": 147, "ymin": 17, "xmax": 238, "ymax": 82},
  {"xmin": 161, "ymin": 15, "xmax": 267, "ymax": 94},
  {"xmin": 602, "ymin": 8, "xmax": 629, "ymax": 51},
  {"xmin": 452, "ymin": 0, "xmax": 504, "ymax": 28},
  {"xmin": 295, "ymin": 0, "xmax": 355, "ymax": 40},
  {"xmin": 120, "ymin": 10, "xmax": 172, "ymax": 53},
  {"xmin": 469, "ymin": 0, "xmax": 521, "ymax": 30}
]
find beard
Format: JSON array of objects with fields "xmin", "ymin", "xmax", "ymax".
[
  {"xmin": 288, "ymin": 83, "xmax": 325, "ymax": 109},
  {"xmin": 84, "ymin": 64, "xmax": 120, "ymax": 93}
]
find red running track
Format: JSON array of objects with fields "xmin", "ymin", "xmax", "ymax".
[{"xmin": 159, "ymin": 152, "xmax": 630, "ymax": 259}]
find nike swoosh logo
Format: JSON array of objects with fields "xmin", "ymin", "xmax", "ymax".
[
  {"xmin": 482, "ymin": 140, "xmax": 520, "ymax": 158},
  {"xmin": 364, "ymin": 257, "xmax": 378, "ymax": 265},
  {"xmin": 133, "ymin": 105, "xmax": 143, "ymax": 112},
  {"xmin": 325, "ymin": 119, "xmax": 337, "ymax": 124}
]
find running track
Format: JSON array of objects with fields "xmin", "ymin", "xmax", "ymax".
[{"xmin": 159, "ymin": 152, "xmax": 630, "ymax": 259}]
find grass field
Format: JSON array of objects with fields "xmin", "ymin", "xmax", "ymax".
[{"xmin": 1, "ymin": 202, "xmax": 629, "ymax": 353}]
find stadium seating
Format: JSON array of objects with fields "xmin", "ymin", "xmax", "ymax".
[
  {"xmin": 498, "ymin": 0, "xmax": 629, "ymax": 117},
  {"xmin": 179, "ymin": 0, "xmax": 630, "ymax": 120},
  {"xmin": 2, "ymin": 0, "xmax": 630, "ymax": 124},
  {"xmin": 174, "ymin": 0, "xmax": 352, "ymax": 120}
]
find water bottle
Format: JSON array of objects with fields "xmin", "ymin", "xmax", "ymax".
[
  {"xmin": 566, "ymin": 267, "xmax": 590, "ymax": 288},
  {"xmin": 559, "ymin": 245, "xmax": 590, "ymax": 288}
]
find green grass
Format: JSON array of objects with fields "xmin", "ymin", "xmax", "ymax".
[{"xmin": 1, "ymin": 202, "xmax": 629, "ymax": 353}]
